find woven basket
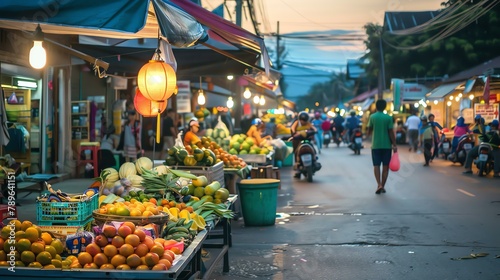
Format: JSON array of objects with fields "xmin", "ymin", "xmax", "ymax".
[{"xmin": 92, "ymin": 211, "xmax": 169, "ymax": 227}]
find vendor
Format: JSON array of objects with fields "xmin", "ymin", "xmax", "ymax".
[
  {"xmin": 183, "ymin": 120, "xmax": 202, "ymax": 148},
  {"xmin": 247, "ymin": 118, "xmax": 270, "ymax": 146}
]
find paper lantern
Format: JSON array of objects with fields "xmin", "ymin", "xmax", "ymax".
[
  {"xmin": 134, "ymin": 88, "xmax": 167, "ymax": 144},
  {"xmin": 137, "ymin": 60, "xmax": 177, "ymax": 102}
]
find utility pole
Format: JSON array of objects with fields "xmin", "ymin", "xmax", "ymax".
[
  {"xmin": 234, "ymin": 0, "xmax": 243, "ymax": 131},
  {"xmin": 276, "ymin": 21, "xmax": 280, "ymax": 70},
  {"xmin": 235, "ymin": 0, "xmax": 242, "ymax": 27},
  {"xmin": 378, "ymin": 31, "xmax": 386, "ymax": 99}
]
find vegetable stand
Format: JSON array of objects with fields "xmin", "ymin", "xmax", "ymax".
[{"xmin": 0, "ymin": 196, "xmax": 238, "ymax": 280}]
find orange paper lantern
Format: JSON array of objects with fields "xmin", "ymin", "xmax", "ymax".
[
  {"xmin": 137, "ymin": 60, "xmax": 177, "ymax": 102},
  {"xmin": 134, "ymin": 88, "xmax": 167, "ymax": 117},
  {"xmin": 134, "ymin": 88, "xmax": 167, "ymax": 144}
]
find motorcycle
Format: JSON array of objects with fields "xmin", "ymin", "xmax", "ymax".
[
  {"xmin": 291, "ymin": 130, "xmax": 322, "ymax": 182},
  {"xmin": 448, "ymin": 134, "xmax": 474, "ymax": 165},
  {"xmin": 475, "ymin": 142, "xmax": 494, "ymax": 177},
  {"xmin": 438, "ymin": 132, "xmax": 452, "ymax": 159},
  {"xmin": 323, "ymin": 131, "xmax": 331, "ymax": 148},
  {"xmin": 332, "ymin": 127, "xmax": 343, "ymax": 147},
  {"xmin": 349, "ymin": 128, "xmax": 363, "ymax": 155}
]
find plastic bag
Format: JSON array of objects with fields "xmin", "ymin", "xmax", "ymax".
[
  {"xmin": 214, "ymin": 116, "xmax": 230, "ymax": 137},
  {"xmin": 7, "ymin": 92, "xmax": 18, "ymax": 104},
  {"xmin": 389, "ymin": 152, "xmax": 400, "ymax": 172},
  {"xmin": 174, "ymin": 131, "xmax": 185, "ymax": 149}
]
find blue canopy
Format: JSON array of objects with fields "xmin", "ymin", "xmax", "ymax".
[{"xmin": 0, "ymin": 0, "xmax": 207, "ymax": 47}]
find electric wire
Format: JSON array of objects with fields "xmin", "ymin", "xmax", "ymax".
[
  {"xmin": 275, "ymin": 0, "xmax": 334, "ymax": 30},
  {"xmin": 384, "ymin": 0, "xmax": 499, "ymax": 50},
  {"xmin": 387, "ymin": 0, "xmax": 468, "ymax": 35}
]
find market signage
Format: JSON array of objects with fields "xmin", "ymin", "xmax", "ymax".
[
  {"xmin": 176, "ymin": 80, "xmax": 191, "ymax": 113},
  {"xmin": 474, "ymin": 103, "xmax": 499, "ymax": 124},
  {"xmin": 391, "ymin": 78, "xmax": 404, "ymax": 112},
  {"xmin": 13, "ymin": 77, "xmax": 37, "ymax": 89}
]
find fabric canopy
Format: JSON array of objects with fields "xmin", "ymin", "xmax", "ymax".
[
  {"xmin": 0, "ymin": 0, "xmax": 207, "ymax": 47},
  {"xmin": 0, "ymin": 0, "xmax": 271, "ymax": 73},
  {"xmin": 169, "ymin": 0, "xmax": 271, "ymax": 75}
]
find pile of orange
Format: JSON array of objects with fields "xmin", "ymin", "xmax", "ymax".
[
  {"xmin": 75, "ymin": 222, "xmax": 176, "ymax": 270},
  {"xmin": 0, "ymin": 219, "xmax": 66, "ymax": 269},
  {"xmin": 98, "ymin": 199, "xmax": 165, "ymax": 217}
]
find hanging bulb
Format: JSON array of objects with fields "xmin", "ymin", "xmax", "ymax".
[
  {"xmin": 243, "ymin": 87, "xmax": 251, "ymax": 99},
  {"xmin": 29, "ymin": 24, "xmax": 46, "ymax": 69},
  {"xmin": 227, "ymin": 97, "xmax": 234, "ymax": 108},
  {"xmin": 197, "ymin": 90, "xmax": 205, "ymax": 106},
  {"xmin": 259, "ymin": 95, "xmax": 265, "ymax": 106},
  {"xmin": 253, "ymin": 95, "xmax": 260, "ymax": 104}
]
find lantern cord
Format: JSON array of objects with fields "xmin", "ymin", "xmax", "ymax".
[
  {"xmin": 199, "ymin": 76, "xmax": 202, "ymax": 91},
  {"xmin": 93, "ymin": 62, "xmax": 107, "ymax": 78}
]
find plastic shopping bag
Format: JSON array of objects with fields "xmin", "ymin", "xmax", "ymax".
[{"xmin": 389, "ymin": 152, "xmax": 400, "ymax": 172}]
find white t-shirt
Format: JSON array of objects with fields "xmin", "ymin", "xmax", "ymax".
[{"xmin": 405, "ymin": 115, "xmax": 421, "ymax": 130}]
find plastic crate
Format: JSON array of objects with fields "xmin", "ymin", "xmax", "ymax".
[
  {"xmin": 36, "ymin": 194, "xmax": 98, "ymax": 225},
  {"xmin": 37, "ymin": 217, "xmax": 93, "ymax": 235},
  {"xmin": 168, "ymin": 161, "xmax": 225, "ymax": 188}
]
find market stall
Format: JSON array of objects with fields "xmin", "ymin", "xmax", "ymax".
[{"xmin": 0, "ymin": 158, "xmax": 237, "ymax": 279}]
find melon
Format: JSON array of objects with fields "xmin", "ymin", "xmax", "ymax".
[
  {"xmin": 135, "ymin": 157, "xmax": 153, "ymax": 174},
  {"xmin": 119, "ymin": 162, "xmax": 137, "ymax": 179}
]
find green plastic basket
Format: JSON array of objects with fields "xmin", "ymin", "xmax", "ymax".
[{"xmin": 36, "ymin": 194, "xmax": 98, "ymax": 225}]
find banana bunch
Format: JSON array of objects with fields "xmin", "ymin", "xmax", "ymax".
[
  {"xmin": 165, "ymin": 208, "xmax": 206, "ymax": 231},
  {"xmin": 161, "ymin": 218, "xmax": 197, "ymax": 246}
]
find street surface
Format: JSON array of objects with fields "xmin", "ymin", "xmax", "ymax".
[{"xmin": 212, "ymin": 141, "xmax": 500, "ymax": 280}]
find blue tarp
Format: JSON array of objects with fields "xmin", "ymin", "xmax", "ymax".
[
  {"xmin": 0, "ymin": 0, "xmax": 149, "ymax": 34},
  {"xmin": 0, "ymin": 0, "xmax": 207, "ymax": 47}
]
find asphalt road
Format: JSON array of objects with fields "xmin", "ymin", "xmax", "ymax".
[{"xmin": 211, "ymin": 141, "xmax": 500, "ymax": 280}]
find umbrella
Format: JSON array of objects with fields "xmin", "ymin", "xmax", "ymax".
[{"xmin": 0, "ymin": 87, "xmax": 10, "ymax": 147}]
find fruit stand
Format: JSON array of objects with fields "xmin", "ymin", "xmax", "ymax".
[{"xmin": 0, "ymin": 158, "xmax": 237, "ymax": 279}]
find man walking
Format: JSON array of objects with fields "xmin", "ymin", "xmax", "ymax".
[
  {"xmin": 419, "ymin": 116, "xmax": 434, "ymax": 166},
  {"xmin": 405, "ymin": 111, "xmax": 421, "ymax": 152},
  {"xmin": 366, "ymin": 99, "xmax": 397, "ymax": 194},
  {"xmin": 428, "ymin": 113, "xmax": 443, "ymax": 160}
]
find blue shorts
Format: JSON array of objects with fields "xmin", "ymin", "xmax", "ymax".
[{"xmin": 371, "ymin": 149, "xmax": 392, "ymax": 166}]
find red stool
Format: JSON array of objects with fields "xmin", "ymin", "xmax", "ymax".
[
  {"xmin": 0, "ymin": 204, "xmax": 16, "ymax": 221},
  {"xmin": 77, "ymin": 142, "xmax": 100, "ymax": 178}
]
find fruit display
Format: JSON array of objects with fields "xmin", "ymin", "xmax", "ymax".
[
  {"xmin": 75, "ymin": 222, "xmax": 178, "ymax": 270},
  {"xmin": 227, "ymin": 134, "xmax": 274, "ymax": 156},
  {"xmin": 205, "ymin": 127, "xmax": 230, "ymax": 151},
  {"xmin": 0, "ymin": 219, "xmax": 67, "ymax": 269},
  {"xmin": 164, "ymin": 146, "xmax": 217, "ymax": 167},
  {"xmin": 261, "ymin": 113, "xmax": 291, "ymax": 135}
]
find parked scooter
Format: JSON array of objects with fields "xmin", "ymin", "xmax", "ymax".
[
  {"xmin": 349, "ymin": 127, "xmax": 363, "ymax": 155},
  {"xmin": 438, "ymin": 131, "xmax": 452, "ymax": 159},
  {"xmin": 291, "ymin": 130, "xmax": 322, "ymax": 182},
  {"xmin": 475, "ymin": 142, "xmax": 494, "ymax": 176},
  {"xmin": 448, "ymin": 134, "xmax": 474, "ymax": 165}
]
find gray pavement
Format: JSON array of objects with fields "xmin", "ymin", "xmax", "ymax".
[{"xmin": 9, "ymin": 141, "xmax": 500, "ymax": 279}]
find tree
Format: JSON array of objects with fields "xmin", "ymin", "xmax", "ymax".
[
  {"xmin": 362, "ymin": 0, "xmax": 500, "ymax": 90},
  {"xmin": 296, "ymin": 72, "xmax": 354, "ymax": 110}
]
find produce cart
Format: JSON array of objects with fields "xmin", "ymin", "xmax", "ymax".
[{"xmin": 0, "ymin": 196, "xmax": 238, "ymax": 280}]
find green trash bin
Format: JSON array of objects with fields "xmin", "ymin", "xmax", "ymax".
[{"xmin": 237, "ymin": 179, "xmax": 280, "ymax": 226}]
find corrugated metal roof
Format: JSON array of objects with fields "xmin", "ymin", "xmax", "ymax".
[
  {"xmin": 384, "ymin": 11, "xmax": 441, "ymax": 32},
  {"xmin": 425, "ymin": 82, "xmax": 462, "ymax": 99},
  {"xmin": 445, "ymin": 56, "xmax": 500, "ymax": 83}
]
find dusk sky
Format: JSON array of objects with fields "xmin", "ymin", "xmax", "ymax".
[{"xmin": 202, "ymin": 0, "xmax": 444, "ymax": 102}]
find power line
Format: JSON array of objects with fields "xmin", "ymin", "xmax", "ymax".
[
  {"xmin": 275, "ymin": 0, "xmax": 335, "ymax": 30},
  {"xmin": 385, "ymin": 0, "xmax": 499, "ymax": 50}
]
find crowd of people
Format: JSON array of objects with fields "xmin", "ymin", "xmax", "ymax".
[{"xmin": 96, "ymin": 102, "xmax": 499, "ymax": 185}]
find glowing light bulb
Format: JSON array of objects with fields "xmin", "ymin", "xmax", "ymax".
[
  {"xmin": 197, "ymin": 90, "xmax": 205, "ymax": 105},
  {"xmin": 226, "ymin": 97, "xmax": 234, "ymax": 108},
  {"xmin": 29, "ymin": 41, "xmax": 46, "ymax": 69},
  {"xmin": 243, "ymin": 88, "xmax": 251, "ymax": 99}
]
